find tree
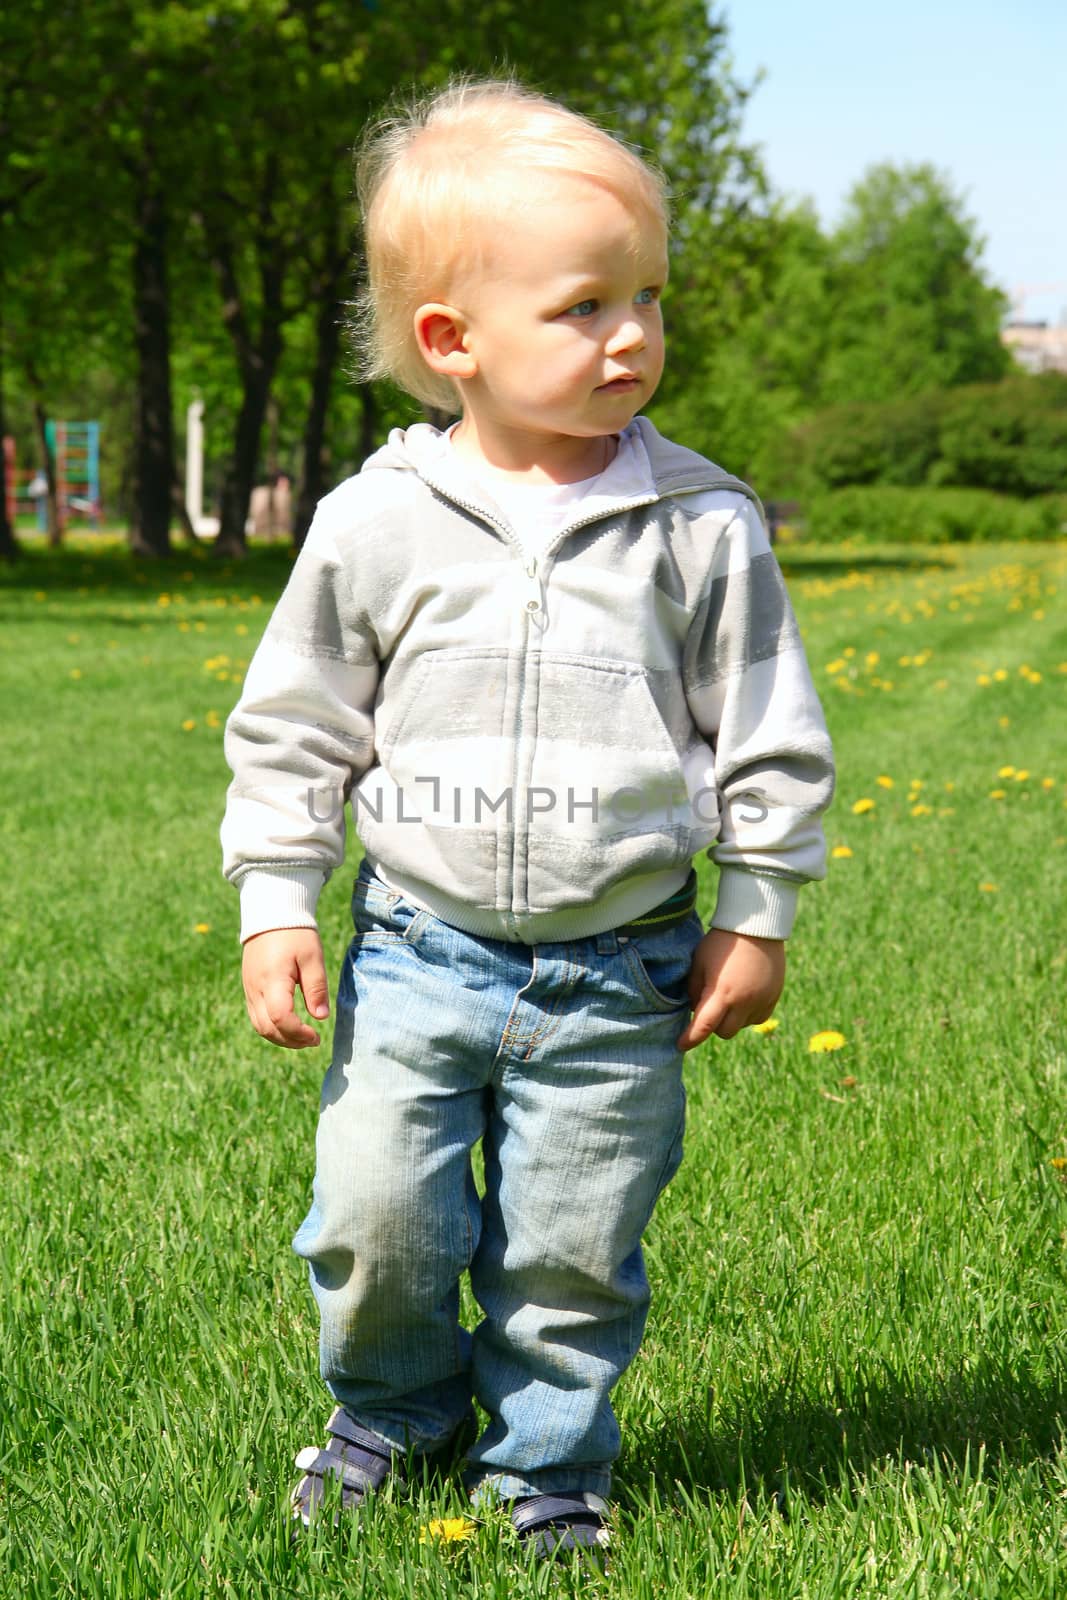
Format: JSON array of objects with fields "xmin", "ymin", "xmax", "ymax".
[
  {"xmin": 652, "ymin": 202, "xmax": 832, "ymax": 483},
  {"xmin": 819, "ymin": 163, "xmax": 1009, "ymax": 407}
]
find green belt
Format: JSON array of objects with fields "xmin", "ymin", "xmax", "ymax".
[{"xmin": 616, "ymin": 870, "xmax": 699, "ymax": 939}]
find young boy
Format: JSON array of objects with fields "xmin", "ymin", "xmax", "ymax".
[{"xmin": 222, "ymin": 79, "xmax": 834, "ymax": 1560}]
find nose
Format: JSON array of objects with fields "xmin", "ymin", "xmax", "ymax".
[{"xmin": 605, "ymin": 316, "xmax": 646, "ymax": 356}]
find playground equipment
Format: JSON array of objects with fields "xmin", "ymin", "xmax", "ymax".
[{"xmin": 2, "ymin": 421, "xmax": 101, "ymax": 529}]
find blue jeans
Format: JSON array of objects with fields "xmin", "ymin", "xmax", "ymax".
[{"xmin": 293, "ymin": 860, "xmax": 704, "ymax": 1501}]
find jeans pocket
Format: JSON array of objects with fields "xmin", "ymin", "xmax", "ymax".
[
  {"xmin": 620, "ymin": 913, "xmax": 702, "ymax": 1013},
  {"xmin": 351, "ymin": 864, "xmax": 426, "ymax": 943}
]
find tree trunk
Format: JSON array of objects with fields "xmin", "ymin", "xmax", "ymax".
[
  {"xmin": 131, "ymin": 162, "xmax": 174, "ymax": 557},
  {"xmin": 213, "ymin": 336, "xmax": 280, "ymax": 558},
  {"xmin": 171, "ymin": 473, "xmax": 200, "ymax": 545},
  {"xmin": 30, "ymin": 394, "xmax": 61, "ymax": 545},
  {"xmin": 294, "ymin": 288, "xmax": 345, "ymax": 548},
  {"xmin": 0, "ymin": 299, "xmax": 20, "ymax": 561}
]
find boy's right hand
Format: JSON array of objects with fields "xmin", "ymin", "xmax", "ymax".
[{"xmin": 241, "ymin": 928, "xmax": 331, "ymax": 1049}]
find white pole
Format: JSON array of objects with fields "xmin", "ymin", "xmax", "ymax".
[{"xmin": 186, "ymin": 399, "xmax": 204, "ymax": 527}]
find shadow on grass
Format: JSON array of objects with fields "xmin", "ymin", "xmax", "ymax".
[
  {"xmin": 0, "ymin": 538, "xmax": 298, "ymax": 598},
  {"xmin": 777, "ymin": 548, "xmax": 959, "ymax": 580},
  {"xmin": 619, "ymin": 1356, "xmax": 1066, "ymax": 1509}
]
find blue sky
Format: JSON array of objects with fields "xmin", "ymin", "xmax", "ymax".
[{"xmin": 723, "ymin": 0, "xmax": 1067, "ymax": 325}]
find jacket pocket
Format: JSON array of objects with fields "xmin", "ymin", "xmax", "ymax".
[{"xmin": 524, "ymin": 655, "xmax": 695, "ymax": 911}]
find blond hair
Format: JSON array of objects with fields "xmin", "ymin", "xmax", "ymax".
[{"xmin": 354, "ymin": 79, "xmax": 669, "ymax": 411}]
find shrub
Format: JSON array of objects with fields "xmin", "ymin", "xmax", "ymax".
[
  {"xmin": 935, "ymin": 374, "xmax": 1067, "ymax": 496},
  {"xmin": 780, "ymin": 373, "xmax": 1067, "ymax": 500},
  {"xmin": 807, "ymin": 486, "xmax": 1067, "ymax": 544}
]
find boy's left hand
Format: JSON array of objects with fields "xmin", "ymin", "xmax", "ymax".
[{"xmin": 676, "ymin": 928, "xmax": 785, "ymax": 1051}]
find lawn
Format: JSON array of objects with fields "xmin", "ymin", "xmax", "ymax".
[{"xmin": 1, "ymin": 534, "xmax": 1065, "ymax": 1598}]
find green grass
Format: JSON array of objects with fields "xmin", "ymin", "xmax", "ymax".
[{"xmin": 1, "ymin": 534, "xmax": 1066, "ymax": 1598}]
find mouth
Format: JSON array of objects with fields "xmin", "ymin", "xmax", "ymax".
[{"xmin": 597, "ymin": 376, "xmax": 640, "ymax": 395}]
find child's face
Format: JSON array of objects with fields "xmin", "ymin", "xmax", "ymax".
[{"xmin": 452, "ymin": 175, "xmax": 667, "ymax": 455}]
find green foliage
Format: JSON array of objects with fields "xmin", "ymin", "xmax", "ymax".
[
  {"xmin": 0, "ymin": 7, "xmax": 1029, "ymax": 529},
  {"xmin": 819, "ymin": 163, "xmax": 1009, "ymax": 406},
  {"xmin": 652, "ymin": 204, "xmax": 833, "ymax": 482},
  {"xmin": 934, "ymin": 373, "xmax": 1067, "ymax": 496},
  {"xmin": 778, "ymin": 390, "xmax": 947, "ymax": 495},
  {"xmin": 808, "ymin": 485, "xmax": 1067, "ymax": 545},
  {"xmin": 782, "ymin": 374, "xmax": 1067, "ymax": 504}
]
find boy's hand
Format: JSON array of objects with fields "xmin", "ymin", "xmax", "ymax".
[
  {"xmin": 676, "ymin": 928, "xmax": 785, "ymax": 1051},
  {"xmin": 241, "ymin": 928, "xmax": 331, "ymax": 1049}
]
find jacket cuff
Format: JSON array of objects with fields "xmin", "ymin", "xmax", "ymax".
[
  {"xmin": 709, "ymin": 868, "xmax": 798, "ymax": 940},
  {"xmin": 236, "ymin": 866, "xmax": 327, "ymax": 944}
]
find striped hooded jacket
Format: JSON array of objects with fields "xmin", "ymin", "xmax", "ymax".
[{"xmin": 221, "ymin": 417, "xmax": 835, "ymax": 945}]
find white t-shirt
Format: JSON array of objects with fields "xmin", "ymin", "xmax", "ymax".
[{"xmin": 449, "ymin": 426, "xmax": 655, "ymax": 558}]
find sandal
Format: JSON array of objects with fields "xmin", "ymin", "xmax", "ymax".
[
  {"xmin": 512, "ymin": 1491, "xmax": 611, "ymax": 1563},
  {"xmin": 292, "ymin": 1405, "xmax": 476, "ymax": 1527}
]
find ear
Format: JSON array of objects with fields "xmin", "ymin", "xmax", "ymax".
[{"xmin": 413, "ymin": 303, "xmax": 478, "ymax": 381}]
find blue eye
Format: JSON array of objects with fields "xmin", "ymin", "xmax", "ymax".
[
  {"xmin": 635, "ymin": 287, "xmax": 659, "ymax": 305},
  {"xmin": 564, "ymin": 299, "xmax": 598, "ymax": 317}
]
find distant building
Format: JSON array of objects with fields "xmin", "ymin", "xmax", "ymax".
[{"xmin": 1001, "ymin": 319, "xmax": 1067, "ymax": 375}]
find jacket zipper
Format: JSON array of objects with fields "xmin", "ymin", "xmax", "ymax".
[{"xmin": 418, "ymin": 475, "xmax": 748, "ymax": 921}]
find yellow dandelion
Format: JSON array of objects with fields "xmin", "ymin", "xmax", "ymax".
[
  {"xmin": 851, "ymin": 798, "xmax": 875, "ymax": 815},
  {"xmin": 908, "ymin": 779, "xmax": 924, "ymax": 791},
  {"xmin": 194, "ymin": 923, "xmax": 211, "ymax": 934},
  {"xmin": 993, "ymin": 668, "xmax": 1008, "ymax": 681},
  {"xmin": 831, "ymin": 845, "xmax": 853, "ymax": 859},
  {"xmin": 976, "ymin": 673, "xmax": 991, "ymax": 686},
  {"xmin": 876, "ymin": 775, "xmax": 894, "ymax": 789},
  {"xmin": 419, "ymin": 1518, "xmax": 477, "ymax": 1545},
  {"xmin": 1042, "ymin": 778, "xmax": 1056, "ymax": 790},
  {"xmin": 865, "ymin": 651, "xmax": 879, "ymax": 667},
  {"xmin": 944, "ymin": 781, "xmax": 955, "ymax": 793},
  {"xmin": 910, "ymin": 804, "xmax": 932, "ymax": 817},
  {"xmin": 182, "ymin": 719, "xmax": 196, "ymax": 731},
  {"xmin": 1051, "ymin": 1158, "xmax": 1067, "ymax": 1171},
  {"xmin": 979, "ymin": 882, "xmax": 998, "ymax": 893},
  {"xmin": 998, "ymin": 766, "xmax": 1016, "ymax": 778},
  {"xmin": 809, "ymin": 1030, "xmax": 846, "ymax": 1054},
  {"xmin": 826, "ymin": 659, "xmax": 846, "ymax": 675},
  {"xmin": 235, "ymin": 622, "xmax": 249, "ymax": 636},
  {"xmin": 989, "ymin": 789, "xmax": 1006, "ymax": 800},
  {"xmin": 751, "ymin": 1017, "xmax": 780, "ymax": 1034},
  {"xmin": 157, "ymin": 593, "xmax": 171, "ymax": 606},
  {"xmin": 206, "ymin": 710, "xmax": 221, "ymax": 729},
  {"xmin": 69, "ymin": 668, "xmax": 82, "ymax": 680},
  {"xmin": 1014, "ymin": 770, "xmax": 1030, "ymax": 782}
]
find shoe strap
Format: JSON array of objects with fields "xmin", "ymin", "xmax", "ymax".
[
  {"xmin": 512, "ymin": 1491, "xmax": 609, "ymax": 1534},
  {"xmin": 294, "ymin": 1443, "xmax": 393, "ymax": 1494},
  {"xmin": 325, "ymin": 1405, "xmax": 400, "ymax": 1458}
]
